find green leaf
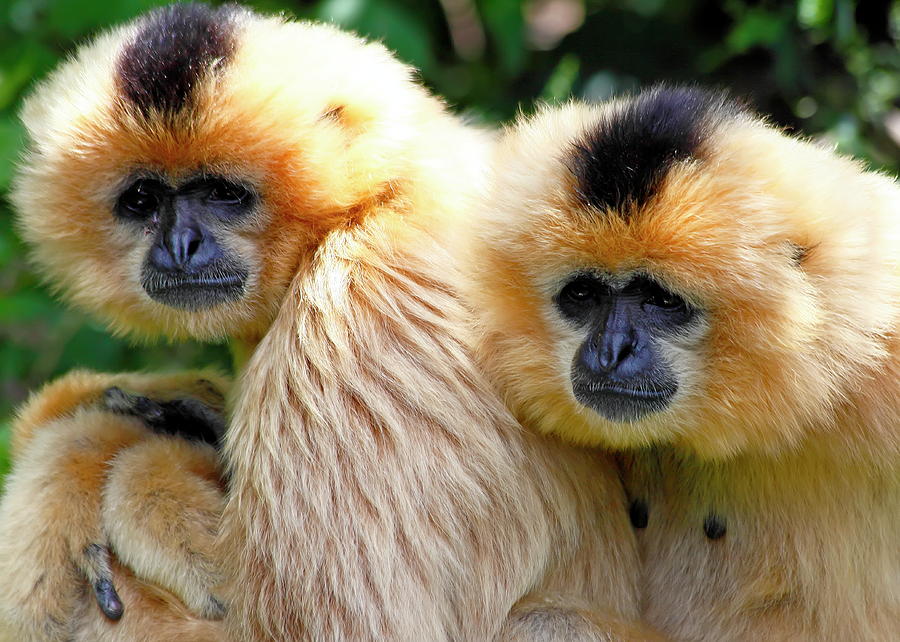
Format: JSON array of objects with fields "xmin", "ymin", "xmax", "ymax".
[
  {"xmin": 797, "ymin": 0, "xmax": 834, "ymax": 30},
  {"xmin": 726, "ymin": 8, "xmax": 789, "ymax": 54},
  {"xmin": 44, "ymin": 0, "xmax": 171, "ymax": 40},
  {"xmin": 540, "ymin": 54, "xmax": 579, "ymax": 102},
  {"xmin": 0, "ymin": 291, "xmax": 57, "ymax": 323},
  {"xmin": 625, "ymin": 0, "xmax": 667, "ymax": 18},
  {"xmin": 481, "ymin": 0, "xmax": 526, "ymax": 75},
  {"xmin": 0, "ymin": 38, "xmax": 56, "ymax": 110},
  {"xmin": 0, "ymin": 115, "xmax": 24, "ymax": 192},
  {"xmin": 317, "ymin": 0, "xmax": 366, "ymax": 24},
  {"xmin": 0, "ymin": 420, "xmax": 11, "ymax": 482},
  {"xmin": 833, "ymin": 0, "xmax": 857, "ymax": 46}
]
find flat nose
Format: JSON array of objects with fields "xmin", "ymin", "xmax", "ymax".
[
  {"xmin": 164, "ymin": 224, "xmax": 203, "ymax": 269},
  {"xmin": 597, "ymin": 330, "xmax": 634, "ymax": 371},
  {"xmin": 596, "ymin": 299, "xmax": 636, "ymax": 372},
  {"xmin": 148, "ymin": 210, "xmax": 221, "ymax": 274},
  {"xmin": 580, "ymin": 299, "xmax": 639, "ymax": 375}
]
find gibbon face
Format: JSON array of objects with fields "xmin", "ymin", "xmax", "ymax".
[
  {"xmin": 470, "ymin": 87, "xmax": 900, "ymax": 457},
  {"xmin": 13, "ymin": 4, "xmax": 441, "ymax": 342}
]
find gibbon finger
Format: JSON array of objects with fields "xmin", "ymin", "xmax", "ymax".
[
  {"xmin": 0, "ymin": 410, "xmax": 146, "ymax": 639},
  {"xmin": 82, "ymin": 544, "xmax": 124, "ymax": 621}
]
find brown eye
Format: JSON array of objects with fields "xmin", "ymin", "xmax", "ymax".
[
  {"xmin": 119, "ymin": 180, "xmax": 161, "ymax": 216},
  {"xmin": 561, "ymin": 278, "xmax": 595, "ymax": 302},
  {"xmin": 207, "ymin": 180, "xmax": 250, "ymax": 204}
]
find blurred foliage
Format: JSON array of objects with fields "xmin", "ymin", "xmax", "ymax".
[{"xmin": 0, "ymin": 0, "xmax": 897, "ymax": 476}]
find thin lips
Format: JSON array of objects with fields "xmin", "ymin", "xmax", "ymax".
[
  {"xmin": 147, "ymin": 275, "xmax": 244, "ymax": 291},
  {"xmin": 581, "ymin": 383, "xmax": 675, "ymax": 401}
]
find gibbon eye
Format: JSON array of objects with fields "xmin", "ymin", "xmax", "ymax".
[
  {"xmin": 119, "ymin": 179, "xmax": 162, "ymax": 216},
  {"xmin": 643, "ymin": 283, "xmax": 685, "ymax": 311},
  {"xmin": 560, "ymin": 278, "xmax": 597, "ymax": 303},
  {"xmin": 206, "ymin": 180, "xmax": 250, "ymax": 205}
]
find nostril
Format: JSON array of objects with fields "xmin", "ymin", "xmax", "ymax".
[
  {"xmin": 186, "ymin": 235, "xmax": 201, "ymax": 258},
  {"xmin": 166, "ymin": 226, "xmax": 204, "ymax": 267}
]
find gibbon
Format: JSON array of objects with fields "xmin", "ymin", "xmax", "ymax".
[
  {"xmin": 0, "ymin": 370, "xmax": 230, "ymax": 641},
  {"xmin": 8, "ymin": 4, "xmax": 657, "ymax": 640},
  {"xmin": 464, "ymin": 86, "xmax": 900, "ymax": 640}
]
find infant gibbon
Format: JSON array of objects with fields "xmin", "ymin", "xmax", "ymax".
[
  {"xmin": 9, "ymin": 3, "xmax": 655, "ymax": 640},
  {"xmin": 465, "ymin": 86, "xmax": 900, "ymax": 640}
]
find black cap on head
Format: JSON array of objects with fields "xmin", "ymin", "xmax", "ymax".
[
  {"xmin": 567, "ymin": 86, "xmax": 744, "ymax": 215},
  {"xmin": 116, "ymin": 3, "xmax": 240, "ymax": 115}
]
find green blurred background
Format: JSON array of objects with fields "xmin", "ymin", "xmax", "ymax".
[{"xmin": 0, "ymin": 0, "xmax": 898, "ymax": 477}]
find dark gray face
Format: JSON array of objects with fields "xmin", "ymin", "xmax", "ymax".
[
  {"xmin": 115, "ymin": 175, "xmax": 255, "ymax": 310},
  {"xmin": 555, "ymin": 273, "xmax": 696, "ymax": 422}
]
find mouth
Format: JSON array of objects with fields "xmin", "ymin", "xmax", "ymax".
[
  {"xmin": 141, "ymin": 271, "xmax": 247, "ymax": 311},
  {"xmin": 594, "ymin": 384, "xmax": 673, "ymax": 400},
  {"xmin": 572, "ymin": 381, "xmax": 676, "ymax": 422}
]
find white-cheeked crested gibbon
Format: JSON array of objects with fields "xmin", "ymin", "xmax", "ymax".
[
  {"xmin": 5, "ymin": 4, "xmax": 660, "ymax": 640},
  {"xmin": 464, "ymin": 86, "xmax": 900, "ymax": 640}
]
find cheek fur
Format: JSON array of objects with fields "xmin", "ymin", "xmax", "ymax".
[
  {"xmin": 655, "ymin": 317, "xmax": 710, "ymax": 411},
  {"xmin": 545, "ymin": 309, "xmax": 590, "ymax": 394}
]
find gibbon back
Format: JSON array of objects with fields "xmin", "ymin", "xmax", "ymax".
[{"xmin": 12, "ymin": 5, "xmax": 652, "ymax": 640}]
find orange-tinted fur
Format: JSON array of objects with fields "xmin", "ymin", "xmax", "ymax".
[
  {"xmin": 9, "ymin": 6, "xmax": 658, "ymax": 640},
  {"xmin": 0, "ymin": 371, "xmax": 229, "ymax": 641},
  {"xmin": 466, "ymin": 98, "xmax": 900, "ymax": 640}
]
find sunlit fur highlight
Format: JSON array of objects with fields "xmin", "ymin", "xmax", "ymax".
[
  {"xmin": 10, "ymin": 7, "xmax": 661, "ymax": 640},
  {"xmin": 465, "ymin": 96, "xmax": 900, "ymax": 639}
]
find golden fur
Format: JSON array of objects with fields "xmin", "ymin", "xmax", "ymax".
[
  {"xmin": 9, "ymin": 6, "xmax": 658, "ymax": 640},
  {"xmin": 0, "ymin": 370, "xmax": 229, "ymax": 641},
  {"xmin": 465, "ymin": 95, "xmax": 900, "ymax": 640}
]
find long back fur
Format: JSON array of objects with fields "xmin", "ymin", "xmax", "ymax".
[{"xmin": 13, "ymin": 6, "xmax": 646, "ymax": 640}]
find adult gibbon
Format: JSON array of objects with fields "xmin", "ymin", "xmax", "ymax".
[
  {"xmin": 464, "ymin": 86, "xmax": 900, "ymax": 640},
  {"xmin": 7, "ymin": 4, "xmax": 654, "ymax": 640}
]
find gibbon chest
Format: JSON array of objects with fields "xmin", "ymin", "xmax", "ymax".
[{"xmin": 615, "ymin": 447, "xmax": 900, "ymax": 640}]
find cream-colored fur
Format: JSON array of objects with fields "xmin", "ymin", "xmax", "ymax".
[
  {"xmin": 466, "ymin": 95, "xmax": 900, "ymax": 640},
  {"xmin": 220, "ymin": 207, "xmax": 649, "ymax": 640},
  {"xmin": 0, "ymin": 371, "xmax": 229, "ymax": 641},
  {"xmin": 7, "ymin": 6, "xmax": 657, "ymax": 640}
]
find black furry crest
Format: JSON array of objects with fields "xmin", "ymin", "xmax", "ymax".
[
  {"xmin": 116, "ymin": 3, "xmax": 239, "ymax": 115},
  {"xmin": 567, "ymin": 86, "xmax": 743, "ymax": 214}
]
